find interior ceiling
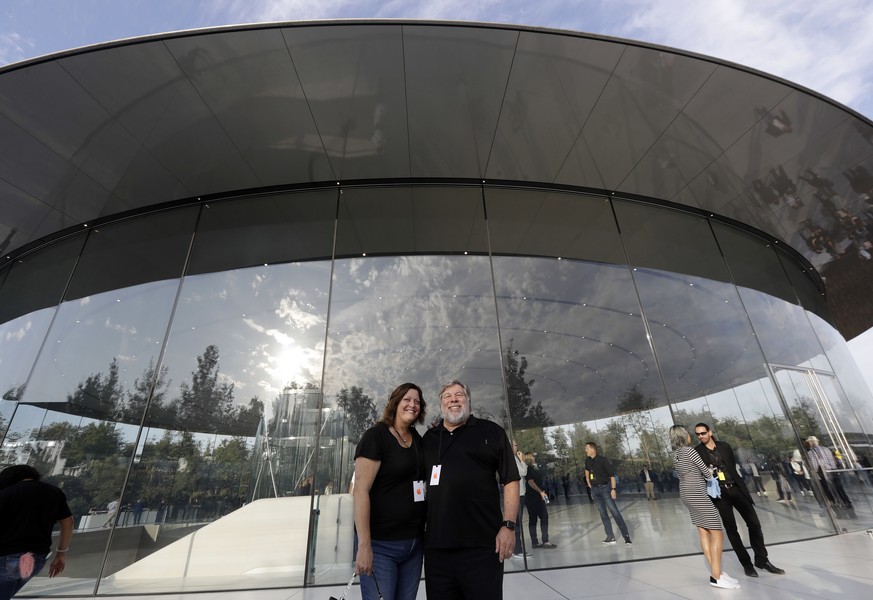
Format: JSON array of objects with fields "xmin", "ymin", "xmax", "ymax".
[{"xmin": 2, "ymin": 21, "xmax": 873, "ymax": 337}]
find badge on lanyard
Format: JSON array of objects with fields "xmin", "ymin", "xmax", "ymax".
[
  {"xmin": 431, "ymin": 465, "xmax": 442, "ymax": 486},
  {"xmin": 717, "ymin": 470, "xmax": 726, "ymax": 481},
  {"xmin": 413, "ymin": 480, "xmax": 426, "ymax": 501}
]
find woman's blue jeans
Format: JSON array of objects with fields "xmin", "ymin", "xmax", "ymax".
[{"xmin": 355, "ymin": 536, "xmax": 423, "ymax": 600}]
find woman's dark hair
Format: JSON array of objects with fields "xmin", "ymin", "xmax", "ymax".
[
  {"xmin": 379, "ymin": 383, "xmax": 426, "ymax": 426},
  {"xmin": 0, "ymin": 464, "xmax": 41, "ymax": 490}
]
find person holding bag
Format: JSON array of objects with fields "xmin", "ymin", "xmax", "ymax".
[
  {"xmin": 669, "ymin": 425, "xmax": 739, "ymax": 590},
  {"xmin": 353, "ymin": 383, "xmax": 427, "ymax": 600}
]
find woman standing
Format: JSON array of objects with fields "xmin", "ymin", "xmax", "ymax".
[
  {"xmin": 353, "ymin": 383, "xmax": 427, "ymax": 600},
  {"xmin": 669, "ymin": 425, "xmax": 739, "ymax": 590},
  {"xmin": 523, "ymin": 453, "xmax": 556, "ymax": 549}
]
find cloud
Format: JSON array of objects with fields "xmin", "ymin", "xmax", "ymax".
[
  {"xmin": 611, "ymin": 0, "xmax": 873, "ymax": 117},
  {"xmin": 0, "ymin": 32, "xmax": 33, "ymax": 66}
]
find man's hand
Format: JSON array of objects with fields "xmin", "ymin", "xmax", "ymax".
[
  {"xmin": 48, "ymin": 553, "xmax": 66, "ymax": 578},
  {"xmin": 495, "ymin": 526, "xmax": 515, "ymax": 562}
]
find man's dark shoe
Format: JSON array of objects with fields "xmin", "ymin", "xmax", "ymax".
[
  {"xmin": 755, "ymin": 561, "xmax": 785, "ymax": 575},
  {"xmin": 743, "ymin": 565, "xmax": 759, "ymax": 577}
]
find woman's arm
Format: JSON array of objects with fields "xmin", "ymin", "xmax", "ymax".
[{"xmin": 352, "ymin": 456, "xmax": 381, "ymax": 576}]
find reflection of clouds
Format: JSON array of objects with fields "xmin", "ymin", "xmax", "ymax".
[
  {"xmin": 104, "ymin": 316, "xmax": 138, "ymax": 335},
  {"xmin": 324, "ymin": 255, "xmax": 505, "ymax": 417},
  {"xmin": 3, "ymin": 319, "xmax": 31, "ymax": 342},
  {"xmin": 163, "ymin": 264, "xmax": 332, "ymax": 416},
  {"xmin": 276, "ymin": 297, "xmax": 324, "ymax": 330}
]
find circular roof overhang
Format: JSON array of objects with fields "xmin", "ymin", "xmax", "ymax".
[{"xmin": 1, "ymin": 20, "xmax": 872, "ymax": 336}]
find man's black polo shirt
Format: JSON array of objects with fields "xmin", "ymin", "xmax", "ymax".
[
  {"xmin": 422, "ymin": 415, "xmax": 519, "ymax": 549},
  {"xmin": 585, "ymin": 454, "xmax": 615, "ymax": 487}
]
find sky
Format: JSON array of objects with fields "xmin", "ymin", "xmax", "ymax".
[{"xmin": 2, "ymin": 0, "xmax": 873, "ymax": 392}]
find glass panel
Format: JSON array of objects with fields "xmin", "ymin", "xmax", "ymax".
[
  {"xmin": 771, "ymin": 368, "xmax": 873, "ymax": 529},
  {"xmin": 715, "ymin": 222, "xmax": 830, "ymax": 371},
  {"xmin": 0, "ymin": 235, "xmax": 85, "ymax": 411},
  {"xmin": 7, "ymin": 208, "xmax": 197, "ymax": 595},
  {"xmin": 486, "ymin": 32, "xmax": 622, "ymax": 183},
  {"xmin": 671, "ymin": 379, "xmax": 836, "ymax": 541},
  {"xmin": 487, "ymin": 189, "xmax": 668, "ymax": 569},
  {"xmin": 286, "ymin": 25, "xmax": 409, "ymax": 180},
  {"xmin": 97, "ymin": 192, "xmax": 336, "ymax": 594},
  {"xmin": 187, "ymin": 190, "xmax": 337, "ymax": 275},
  {"xmin": 404, "ymin": 25, "xmax": 517, "ymax": 178},
  {"xmin": 318, "ymin": 185, "xmax": 499, "ymax": 583},
  {"xmin": 485, "ymin": 188, "xmax": 622, "ymax": 264}
]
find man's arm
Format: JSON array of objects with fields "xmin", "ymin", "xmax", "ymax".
[
  {"xmin": 496, "ymin": 480, "xmax": 519, "ymax": 561},
  {"xmin": 48, "ymin": 516, "xmax": 74, "ymax": 577}
]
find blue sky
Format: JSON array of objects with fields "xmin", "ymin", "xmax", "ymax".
[{"xmin": 3, "ymin": 0, "xmax": 873, "ymax": 390}]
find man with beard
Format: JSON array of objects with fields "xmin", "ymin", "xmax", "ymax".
[
  {"xmin": 422, "ymin": 380, "xmax": 519, "ymax": 600},
  {"xmin": 694, "ymin": 423, "xmax": 785, "ymax": 578}
]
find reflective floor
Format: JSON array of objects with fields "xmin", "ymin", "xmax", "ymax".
[
  {"xmin": 20, "ymin": 530, "xmax": 873, "ymax": 599},
  {"xmin": 19, "ymin": 503, "xmax": 873, "ymax": 599}
]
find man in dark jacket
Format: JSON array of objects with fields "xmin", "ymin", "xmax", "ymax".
[
  {"xmin": 694, "ymin": 423, "xmax": 784, "ymax": 578},
  {"xmin": 0, "ymin": 465, "xmax": 73, "ymax": 599}
]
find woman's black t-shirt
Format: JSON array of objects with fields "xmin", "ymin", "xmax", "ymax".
[{"xmin": 354, "ymin": 422, "xmax": 426, "ymax": 540}]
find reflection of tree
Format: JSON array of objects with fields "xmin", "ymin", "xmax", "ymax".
[
  {"xmin": 2, "ymin": 383, "xmax": 25, "ymax": 402},
  {"xmin": 173, "ymin": 345, "xmax": 234, "ymax": 432},
  {"xmin": 335, "ymin": 386, "xmax": 376, "ymax": 443},
  {"xmin": 66, "ymin": 358, "xmax": 124, "ymax": 417},
  {"xmin": 616, "ymin": 386, "xmax": 669, "ymax": 469},
  {"xmin": 119, "ymin": 359, "xmax": 171, "ymax": 425},
  {"xmin": 790, "ymin": 397, "xmax": 820, "ymax": 439},
  {"xmin": 503, "ymin": 341, "xmax": 552, "ymax": 429}
]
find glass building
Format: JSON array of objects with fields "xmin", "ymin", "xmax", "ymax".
[{"xmin": 1, "ymin": 21, "xmax": 873, "ymax": 596}]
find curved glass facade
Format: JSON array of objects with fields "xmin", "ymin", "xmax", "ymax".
[{"xmin": 2, "ymin": 184, "xmax": 872, "ymax": 596}]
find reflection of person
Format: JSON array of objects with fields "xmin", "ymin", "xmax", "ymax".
[
  {"xmin": 511, "ymin": 441, "xmax": 530, "ymax": 558},
  {"xmin": 669, "ymin": 426, "xmax": 738, "ymax": 590},
  {"xmin": 297, "ymin": 477, "xmax": 312, "ymax": 497},
  {"xmin": 423, "ymin": 380, "xmax": 519, "ymax": 600},
  {"xmin": 0, "ymin": 465, "xmax": 74, "ymax": 599},
  {"xmin": 694, "ymin": 424, "xmax": 784, "ymax": 578},
  {"xmin": 789, "ymin": 449, "xmax": 813, "ymax": 495},
  {"xmin": 584, "ymin": 442, "xmax": 631, "ymax": 544},
  {"xmin": 639, "ymin": 465, "xmax": 656, "ymax": 501},
  {"xmin": 523, "ymin": 453, "xmax": 556, "ymax": 549},
  {"xmin": 805, "ymin": 436, "xmax": 853, "ymax": 508},
  {"xmin": 353, "ymin": 383, "xmax": 427, "ymax": 600},
  {"xmin": 132, "ymin": 499, "xmax": 144, "ymax": 525},
  {"xmin": 102, "ymin": 495, "xmax": 120, "ymax": 528}
]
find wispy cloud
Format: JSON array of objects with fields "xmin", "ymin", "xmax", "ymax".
[
  {"xmin": 613, "ymin": 0, "xmax": 873, "ymax": 117},
  {"xmin": 0, "ymin": 31, "xmax": 33, "ymax": 66}
]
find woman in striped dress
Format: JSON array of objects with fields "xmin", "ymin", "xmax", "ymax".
[{"xmin": 669, "ymin": 425, "xmax": 740, "ymax": 590}]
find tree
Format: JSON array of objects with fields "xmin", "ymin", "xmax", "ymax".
[
  {"xmin": 173, "ymin": 345, "xmax": 235, "ymax": 433},
  {"xmin": 66, "ymin": 359, "xmax": 124, "ymax": 418},
  {"xmin": 503, "ymin": 340, "xmax": 552, "ymax": 430},
  {"xmin": 120, "ymin": 359, "xmax": 171, "ymax": 426},
  {"xmin": 335, "ymin": 386, "xmax": 376, "ymax": 443},
  {"xmin": 234, "ymin": 396, "xmax": 264, "ymax": 436}
]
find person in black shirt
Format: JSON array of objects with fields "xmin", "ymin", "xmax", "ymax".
[
  {"xmin": 522, "ymin": 453, "xmax": 556, "ymax": 549},
  {"xmin": 353, "ymin": 383, "xmax": 427, "ymax": 600},
  {"xmin": 423, "ymin": 380, "xmax": 519, "ymax": 600},
  {"xmin": 584, "ymin": 442, "xmax": 631, "ymax": 544},
  {"xmin": 0, "ymin": 465, "xmax": 73, "ymax": 599},
  {"xmin": 693, "ymin": 423, "xmax": 784, "ymax": 578}
]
